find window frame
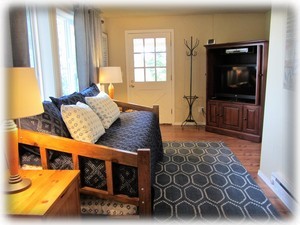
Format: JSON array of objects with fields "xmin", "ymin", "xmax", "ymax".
[
  {"xmin": 25, "ymin": 7, "xmax": 79, "ymax": 99},
  {"xmin": 55, "ymin": 7, "xmax": 79, "ymax": 96},
  {"xmin": 26, "ymin": 6, "xmax": 45, "ymax": 100}
]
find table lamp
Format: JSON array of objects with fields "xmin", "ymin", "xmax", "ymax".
[
  {"xmin": 99, "ymin": 67, "xmax": 122, "ymax": 99},
  {"xmin": 5, "ymin": 67, "xmax": 44, "ymax": 193}
]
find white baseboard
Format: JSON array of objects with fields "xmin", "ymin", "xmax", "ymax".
[{"xmin": 258, "ymin": 170, "xmax": 296, "ymax": 214}]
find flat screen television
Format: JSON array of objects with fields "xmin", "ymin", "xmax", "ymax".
[{"xmin": 214, "ymin": 66, "xmax": 257, "ymax": 102}]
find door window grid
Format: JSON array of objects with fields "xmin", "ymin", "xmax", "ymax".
[{"xmin": 133, "ymin": 38, "xmax": 167, "ymax": 82}]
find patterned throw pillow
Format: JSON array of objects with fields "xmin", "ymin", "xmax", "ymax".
[
  {"xmin": 50, "ymin": 92, "xmax": 86, "ymax": 110},
  {"xmin": 20, "ymin": 101, "xmax": 70, "ymax": 138},
  {"xmin": 85, "ymin": 92, "xmax": 120, "ymax": 129},
  {"xmin": 80, "ymin": 83, "xmax": 100, "ymax": 97},
  {"xmin": 61, "ymin": 102, "xmax": 105, "ymax": 143},
  {"xmin": 80, "ymin": 195, "xmax": 137, "ymax": 216}
]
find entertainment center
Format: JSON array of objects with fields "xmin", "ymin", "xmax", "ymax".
[{"xmin": 205, "ymin": 40, "xmax": 268, "ymax": 142}]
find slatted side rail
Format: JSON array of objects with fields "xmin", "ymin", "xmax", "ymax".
[{"xmin": 18, "ymin": 129, "xmax": 152, "ymax": 216}]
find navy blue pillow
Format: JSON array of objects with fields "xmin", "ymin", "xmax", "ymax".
[
  {"xmin": 19, "ymin": 101, "xmax": 71, "ymax": 159},
  {"xmin": 80, "ymin": 83, "xmax": 100, "ymax": 97},
  {"xmin": 50, "ymin": 92, "xmax": 86, "ymax": 110},
  {"xmin": 20, "ymin": 101, "xmax": 71, "ymax": 138}
]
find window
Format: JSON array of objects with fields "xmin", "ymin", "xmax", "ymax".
[
  {"xmin": 132, "ymin": 37, "xmax": 167, "ymax": 82},
  {"xmin": 56, "ymin": 8, "xmax": 79, "ymax": 95},
  {"xmin": 26, "ymin": 7, "xmax": 45, "ymax": 100},
  {"xmin": 26, "ymin": 9, "xmax": 35, "ymax": 68},
  {"xmin": 26, "ymin": 7, "xmax": 79, "ymax": 99}
]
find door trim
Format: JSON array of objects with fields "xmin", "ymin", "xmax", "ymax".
[{"xmin": 125, "ymin": 29, "xmax": 175, "ymax": 124}]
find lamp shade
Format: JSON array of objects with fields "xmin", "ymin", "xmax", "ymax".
[
  {"xmin": 6, "ymin": 67, "xmax": 44, "ymax": 120},
  {"xmin": 99, "ymin": 67, "xmax": 123, "ymax": 84}
]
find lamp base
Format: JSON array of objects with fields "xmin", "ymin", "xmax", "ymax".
[
  {"xmin": 108, "ymin": 83, "xmax": 115, "ymax": 99},
  {"xmin": 6, "ymin": 174, "xmax": 31, "ymax": 194}
]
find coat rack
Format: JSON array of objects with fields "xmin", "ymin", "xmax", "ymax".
[{"xmin": 181, "ymin": 36, "xmax": 199, "ymax": 128}]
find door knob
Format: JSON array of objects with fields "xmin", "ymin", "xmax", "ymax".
[{"xmin": 129, "ymin": 84, "xmax": 135, "ymax": 88}]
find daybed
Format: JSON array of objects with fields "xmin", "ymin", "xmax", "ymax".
[{"xmin": 18, "ymin": 83, "xmax": 163, "ymax": 217}]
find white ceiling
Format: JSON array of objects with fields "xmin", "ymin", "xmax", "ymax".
[{"xmin": 99, "ymin": 4, "xmax": 271, "ymax": 18}]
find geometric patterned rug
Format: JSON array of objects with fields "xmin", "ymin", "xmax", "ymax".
[{"xmin": 153, "ymin": 141, "xmax": 280, "ymax": 222}]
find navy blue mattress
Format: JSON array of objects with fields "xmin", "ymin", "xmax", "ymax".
[{"xmin": 20, "ymin": 110, "xmax": 163, "ymax": 197}]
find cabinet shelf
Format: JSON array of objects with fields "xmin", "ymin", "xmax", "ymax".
[{"xmin": 215, "ymin": 64, "xmax": 257, "ymax": 68}]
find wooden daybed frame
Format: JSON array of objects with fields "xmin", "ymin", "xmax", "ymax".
[{"xmin": 18, "ymin": 100, "xmax": 160, "ymax": 217}]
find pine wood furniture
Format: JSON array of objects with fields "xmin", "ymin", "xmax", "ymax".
[
  {"xmin": 18, "ymin": 101, "xmax": 159, "ymax": 217},
  {"xmin": 6, "ymin": 170, "xmax": 80, "ymax": 217},
  {"xmin": 204, "ymin": 40, "xmax": 268, "ymax": 142}
]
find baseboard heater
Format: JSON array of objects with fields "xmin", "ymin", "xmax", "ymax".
[{"xmin": 271, "ymin": 172, "xmax": 296, "ymax": 212}]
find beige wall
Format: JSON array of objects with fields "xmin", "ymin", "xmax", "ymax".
[{"xmin": 105, "ymin": 12, "xmax": 270, "ymax": 124}]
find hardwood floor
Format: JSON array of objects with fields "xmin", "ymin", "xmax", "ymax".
[{"xmin": 160, "ymin": 124, "xmax": 291, "ymax": 218}]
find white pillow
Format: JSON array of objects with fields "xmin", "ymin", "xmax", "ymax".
[
  {"xmin": 85, "ymin": 92, "xmax": 120, "ymax": 129},
  {"xmin": 61, "ymin": 102, "xmax": 105, "ymax": 143}
]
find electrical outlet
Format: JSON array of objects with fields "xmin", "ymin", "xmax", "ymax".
[{"xmin": 198, "ymin": 106, "xmax": 204, "ymax": 113}]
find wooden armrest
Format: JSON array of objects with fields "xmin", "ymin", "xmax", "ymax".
[
  {"xmin": 114, "ymin": 100, "xmax": 159, "ymax": 122},
  {"xmin": 18, "ymin": 129, "xmax": 138, "ymax": 168}
]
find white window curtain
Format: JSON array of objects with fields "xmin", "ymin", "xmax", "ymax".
[
  {"xmin": 25, "ymin": 7, "xmax": 61, "ymax": 99},
  {"xmin": 74, "ymin": 6, "xmax": 103, "ymax": 91}
]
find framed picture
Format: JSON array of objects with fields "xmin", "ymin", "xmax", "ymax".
[
  {"xmin": 102, "ymin": 32, "xmax": 108, "ymax": 66},
  {"xmin": 283, "ymin": 9, "xmax": 296, "ymax": 90}
]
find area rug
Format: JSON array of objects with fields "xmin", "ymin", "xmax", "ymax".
[{"xmin": 153, "ymin": 141, "xmax": 280, "ymax": 222}]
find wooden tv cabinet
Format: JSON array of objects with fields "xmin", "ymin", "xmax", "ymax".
[{"xmin": 204, "ymin": 40, "xmax": 269, "ymax": 142}]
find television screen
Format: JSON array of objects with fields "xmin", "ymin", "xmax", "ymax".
[{"xmin": 215, "ymin": 66, "xmax": 256, "ymax": 101}]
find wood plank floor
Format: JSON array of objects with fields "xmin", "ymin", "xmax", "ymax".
[{"xmin": 160, "ymin": 124, "xmax": 291, "ymax": 218}]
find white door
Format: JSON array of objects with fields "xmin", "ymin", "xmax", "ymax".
[{"xmin": 125, "ymin": 30, "xmax": 174, "ymax": 124}]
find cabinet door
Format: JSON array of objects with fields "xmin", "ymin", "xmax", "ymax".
[
  {"xmin": 47, "ymin": 177, "xmax": 80, "ymax": 217},
  {"xmin": 207, "ymin": 101, "xmax": 219, "ymax": 127},
  {"xmin": 219, "ymin": 103, "xmax": 243, "ymax": 131},
  {"xmin": 243, "ymin": 105, "xmax": 260, "ymax": 134}
]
